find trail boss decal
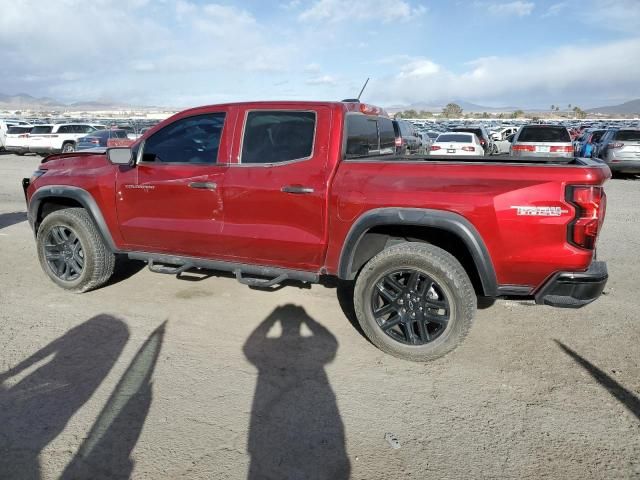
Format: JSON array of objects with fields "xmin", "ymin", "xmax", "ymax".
[{"xmin": 511, "ymin": 206, "xmax": 569, "ymax": 217}]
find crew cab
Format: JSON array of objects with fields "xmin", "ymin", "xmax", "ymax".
[{"xmin": 22, "ymin": 101, "xmax": 610, "ymax": 362}]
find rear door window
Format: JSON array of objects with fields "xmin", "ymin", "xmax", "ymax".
[
  {"xmin": 31, "ymin": 126, "xmax": 53, "ymax": 134},
  {"xmin": 518, "ymin": 127, "xmax": 570, "ymax": 142},
  {"xmin": 241, "ymin": 111, "xmax": 315, "ymax": 164}
]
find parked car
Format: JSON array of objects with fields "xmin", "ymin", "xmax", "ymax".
[
  {"xmin": 595, "ymin": 128, "xmax": 640, "ymax": 174},
  {"xmin": 574, "ymin": 129, "xmax": 605, "ymax": 158},
  {"xmin": 22, "ymin": 100, "xmax": 611, "ymax": 362},
  {"xmin": 490, "ymin": 126, "xmax": 519, "ymax": 141},
  {"xmin": 28, "ymin": 123, "xmax": 105, "ymax": 155},
  {"xmin": 430, "ymin": 132, "xmax": 485, "ymax": 156},
  {"xmin": 392, "ymin": 119, "xmax": 423, "ymax": 154},
  {"xmin": 451, "ymin": 126, "xmax": 495, "ymax": 154},
  {"xmin": 4, "ymin": 126, "xmax": 34, "ymax": 155},
  {"xmin": 0, "ymin": 119, "xmax": 31, "ymax": 151},
  {"xmin": 510, "ymin": 125, "xmax": 573, "ymax": 159},
  {"xmin": 77, "ymin": 129, "xmax": 133, "ymax": 150}
]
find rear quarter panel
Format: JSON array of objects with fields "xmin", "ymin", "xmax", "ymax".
[{"xmin": 327, "ymin": 159, "xmax": 610, "ymax": 289}]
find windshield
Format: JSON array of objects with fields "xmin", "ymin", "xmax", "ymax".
[
  {"xmin": 437, "ymin": 134, "xmax": 473, "ymax": 143},
  {"xmin": 614, "ymin": 130, "xmax": 640, "ymax": 141},
  {"xmin": 30, "ymin": 126, "xmax": 53, "ymax": 134},
  {"xmin": 518, "ymin": 126, "xmax": 570, "ymax": 142}
]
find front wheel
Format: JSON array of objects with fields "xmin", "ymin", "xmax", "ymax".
[
  {"xmin": 354, "ymin": 243, "xmax": 476, "ymax": 362},
  {"xmin": 36, "ymin": 208, "xmax": 115, "ymax": 292},
  {"xmin": 62, "ymin": 142, "xmax": 75, "ymax": 153}
]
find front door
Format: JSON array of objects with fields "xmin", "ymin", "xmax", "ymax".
[
  {"xmin": 219, "ymin": 107, "xmax": 331, "ymax": 271},
  {"xmin": 116, "ymin": 111, "xmax": 231, "ymax": 258}
]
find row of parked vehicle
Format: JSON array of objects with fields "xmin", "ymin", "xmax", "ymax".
[{"xmin": 0, "ymin": 120, "xmax": 150, "ymax": 156}]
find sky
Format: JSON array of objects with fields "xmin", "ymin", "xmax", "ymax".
[{"xmin": 0, "ymin": 0, "xmax": 639, "ymax": 109}]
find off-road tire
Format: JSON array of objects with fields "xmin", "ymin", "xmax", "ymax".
[
  {"xmin": 354, "ymin": 242, "xmax": 476, "ymax": 362},
  {"xmin": 37, "ymin": 208, "xmax": 115, "ymax": 293}
]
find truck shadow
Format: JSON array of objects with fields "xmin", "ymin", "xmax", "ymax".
[
  {"xmin": 0, "ymin": 315, "xmax": 129, "ymax": 479},
  {"xmin": 243, "ymin": 304, "xmax": 350, "ymax": 480},
  {"xmin": 0, "ymin": 211, "xmax": 27, "ymax": 230},
  {"xmin": 555, "ymin": 340, "xmax": 640, "ymax": 421}
]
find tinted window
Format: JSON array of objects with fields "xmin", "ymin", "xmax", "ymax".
[
  {"xmin": 142, "ymin": 113, "xmax": 226, "ymax": 164},
  {"xmin": 31, "ymin": 126, "xmax": 53, "ymax": 134},
  {"xmin": 518, "ymin": 126, "xmax": 570, "ymax": 142},
  {"xmin": 7, "ymin": 126, "xmax": 32, "ymax": 134},
  {"xmin": 453, "ymin": 128, "xmax": 484, "ymax": 139},
  {"xmin": 614, "ymin": 130, "xmax": 640, "ymax": 141},
  {"xmin": 590, "ymin": 130, "xmax": 605, "ymax": 142},
  {"xmin": 437, "ymin": 134, "xmax": 473, "ymax": 143},
  {"xmin": 57, "ymin": 125, "xmax": 73, "ymax": 134},
  {"xmin": 378, "ymin": 117, "xmax": 396, "ymax": 154},
  {"xmin": 241, "ymin": 111, "xmax": 315, "ymax": 164},
  {"xmin": 346, "ymin": 115, "xmax": 378, "ymax": 158}
]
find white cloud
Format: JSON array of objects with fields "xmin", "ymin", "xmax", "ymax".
[
  {"xmin": 299, "ymin": 0, "xmax": 426, "ymax": 23},
  {"xmin": 370, "ymin": 38, "xmax": 640, "ymax": 107},
  {"xmin": 306, "ymin": 75, "xmax": 338, "ymax": 86},
  {"xmin": 580, "ymin": 0, "xmax": 640, "ymax": 33},
  {"xmin": 541, "ymin": 2, "xmax": 567, "ymax": 17},
  {"xmin": 484, "ymin": 1, "xmax": 535, "ymax": 16}
]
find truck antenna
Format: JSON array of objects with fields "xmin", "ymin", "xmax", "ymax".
[{"xmin": 357, "ymin": 78, "xmax": 370, "ymax": 101}]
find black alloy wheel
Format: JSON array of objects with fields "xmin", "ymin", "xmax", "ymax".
[
  {"xmin": 371, "ymin": 269, "xmax": 449, "ymax": 345},
  {"xmin": 44, "ymin": 225, "xmax": 85, "ymax": 281}
]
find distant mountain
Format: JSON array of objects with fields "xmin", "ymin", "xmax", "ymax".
[
  {"xmin": 586, "ymin": 99, "xmax": 640, "ymax": 115},
  {"xmin": 386, "ymin": 100, "xmax": 519, "ymax": 113},
  {"xmin": 0, "ymin": 92, "xmax": 157, "ymax": 111}
]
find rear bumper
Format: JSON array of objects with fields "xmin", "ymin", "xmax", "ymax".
[{"xmin": 534, "ymin": 261, "xmax": 608, "ymax": 308}]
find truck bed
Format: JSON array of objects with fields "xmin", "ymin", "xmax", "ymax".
[{"xmin": 347, "ymin": 154, "xmax": 601, "ymax": 166}]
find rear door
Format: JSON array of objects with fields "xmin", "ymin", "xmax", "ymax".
[
  {"xmin": 115, "ymin": 109, "xmax": 233, "ymax": 257},
  {"xmin": 219, "ymin": 106, "xmax": 331, "ymax": 270}
]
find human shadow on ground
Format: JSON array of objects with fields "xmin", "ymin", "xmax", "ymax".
[
  {"xmin": 60, "ymin": 321, "xmax": 166, "ymax": 479},
  {"xmin": 244, "ymin": 304, "xmax": 350, "ymax": 480},
  {"xmin": 0, "ymin": 315, "xmax": 129, "ymax": 480},
  {"xmin": 0, "ymin": 211, "xmax": 27, "ymax": 230},
  {"xmin": 555, "ymin": 340, "xmax": 640, "ymax": 421}
]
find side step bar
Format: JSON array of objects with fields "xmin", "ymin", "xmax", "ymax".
[{"xmin": 128, "ymin": 251, "xmax": 319, "ymax": 286}]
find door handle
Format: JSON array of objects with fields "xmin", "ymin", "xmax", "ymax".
[
  {"xmin": 189, "ymin": 181, "xmax": 217, "ymax": 190},
  {"xmin": 281, "ymin": 185, "xmax": 314, "ymax": 194}
]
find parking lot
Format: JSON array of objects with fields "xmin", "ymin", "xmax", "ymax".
[{"xmin": 0, "ymin": 153, "xmax": 638, "ymax": 479}]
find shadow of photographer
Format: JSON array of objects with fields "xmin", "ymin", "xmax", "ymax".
[{"xmin": 243, "ymin": 304, "xmax": 350, "ymax": 480}]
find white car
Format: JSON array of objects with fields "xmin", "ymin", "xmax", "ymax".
[
  {"xmin": 430, "ymin": 132, "xmax": 485, "ymax": 156},
  {"xmin": 0, "ymin": 119, "xmax": 31, "ymax": 151},
  {"xmin": 4, "ymin": 125, "xmax": 33, "ymax": 155},
  {"xmin": 490, "ymin": 126, "xmax": 519, "ymax": 141},
  {"xmin": 27, "ymin": 123, "xmax": 106, "ymax": 155}
]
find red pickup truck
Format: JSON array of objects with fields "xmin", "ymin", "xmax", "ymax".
[{"xmin": 22, "ymin": 101, "xmax": 610, "ymax": 361}]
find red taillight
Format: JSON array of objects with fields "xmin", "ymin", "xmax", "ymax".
[
  {"xmin": 567, "ymin": 186, "xmax": 606, "ymax": 250},
  {"xmin": 511, "ymin": 145, "xmax": 536, "ymax": 152},
  {"xmin": 91, "ymin": 139, "xmax": 100, "ymax": 144},
  {"xmin": 461, "ymin": 146, "xmax": 475, "ymax": 152},
  {"xmin": 480, "ymin": 139, "xmax": 486, "ymax": 145},
  {"xmin": 609, "ymin": 142, "xmax": 624, "ymax": 149},
  {"xmin": 395, "ymin": 137, "xmax": 403, "ymax": 147},
  {"xmin": 550, "ymin": 145, "xmax": 574, "ymax": 153},
  {"xmin": 430, "ymin": 145, "xmax": 441, "ymax": 151}
]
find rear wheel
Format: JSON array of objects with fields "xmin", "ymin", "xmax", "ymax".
[
  {"xmin": 37, "ymin": 208, "xmax": 115, "ymax": 292},
  {"xmin": 354, "ymin": 243, "xmax": 476, "ymax": 362},
  {"xmin": 62, "ymin": 142, "xmax": 75, "ymax": 153}
]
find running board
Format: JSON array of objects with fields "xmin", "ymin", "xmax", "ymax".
[{"xmin": 128, "ymin": 251, "xmax": 319, "ymax": 286}]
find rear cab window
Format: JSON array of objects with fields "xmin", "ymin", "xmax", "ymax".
[{"xmin": 345, "ymin": 114, "xmax": 396, "ymax": 158}]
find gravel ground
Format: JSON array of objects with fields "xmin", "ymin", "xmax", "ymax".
[{"xmin": 0, "ymin": 153, "xmax": 638, "ymax": 480}]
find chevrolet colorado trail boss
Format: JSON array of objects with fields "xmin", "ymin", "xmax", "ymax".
[{"xmin": 22, "ymin": 101, "xmax": 610, "ymax": 361}]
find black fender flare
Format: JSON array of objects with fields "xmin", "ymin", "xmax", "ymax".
[
  {"xmin": 337, "ymin": 207, "xmax": 498, "ymax": 296},
  {"xmin": 28, "ymin": 185, "xmax": 117, "ymax": 252}
]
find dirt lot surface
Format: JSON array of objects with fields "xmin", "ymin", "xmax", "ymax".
[{"xmin": 0, "ymin": 153, "xmax": 638, "ymax": 480}]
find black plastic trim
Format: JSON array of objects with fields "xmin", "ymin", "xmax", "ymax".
[
  {"xmin": 128, "ymin": 251, "xmax": 320, "ymax": 284},
  {"xmin": 496, "ymin": 285, "xmax": 534, "ymax": 296},
  {"xmin": 534, "ymin": 261, "xmax": 608, "ymax": 308},
  {"xmin": 338, "ymin": 207, "xmax": 498, "ymax": 296},
  {"xmin": 27, "ymin": 185, "xmax": 118, "ymax": 252}
]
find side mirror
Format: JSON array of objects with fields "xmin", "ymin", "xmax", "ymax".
[{"xmin": 107, "ymin": 147, "xmax": 133, "ymax": 165}]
